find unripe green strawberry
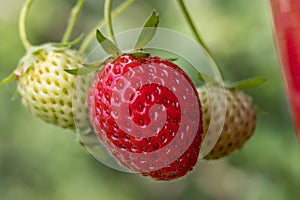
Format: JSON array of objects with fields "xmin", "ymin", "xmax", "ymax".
[
  {"xmin": 197, "ymin": 84, "xmax": 256, "ymax": 159},
  {"xmin": 15, "ymin": 44, "xmax": 85, "ymax": 129}
]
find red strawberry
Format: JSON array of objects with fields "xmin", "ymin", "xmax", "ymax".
[{"xmin": 88, "ymin": 54, "xmax": 203, "ymax": 181}]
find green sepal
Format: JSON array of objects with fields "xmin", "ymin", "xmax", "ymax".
[
  {"xmin": 96, "ymin": 30, "xmax": 120, "ymax": 57},
  {"xmin": 1, "ymin": 36, "xmax": 83, "ymax": 85},
  {"xmin": 0, "ymin": 72, "xmax": 16, "ymax": 85},
  {"xmin": 31, "ymin": 35, "xmax": 83, "ymax": 52},
  {"xmin": 166, "ymin": 57, "xmax": 178, "ymax": 62},
  {"xmin": 130, "ymin": 51, "xmax": 150, "ymax": 58},
  {"xmin": 0, "ymin": 46, "xmax": 48, "ymax": 84},
  {"xmin": 16, "ymin": 44, "xmax": 64, "ymax": 77},
  {"xmin": 197, "ymin": 72, "xmax": 215, "ymax": 83},
  {"xmin": 65, "ymin": 60, "xmax": 105, "ymax": 75},
  {"xmin": 226, "ymin": 77, "xmax": 266, "ymax": 90},
  {"xmin": 19, "ymin": 38, "xmax": 83, "ymax": 75},
  {"xmin": 64, "ymin": 68, "xmax": 87, "ymax": 75},
  {"xmin": 52, "ymin": 34, "xmax": 83, "ymax": 48},
  {"xmin": 134, "ymin": 10, "xmax": 159, "ymax": 50}
]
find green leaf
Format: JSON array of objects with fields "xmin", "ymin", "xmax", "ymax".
[
  {"xmin": 65, "ymin": 60, "xmax": 104, "ymax": 75},
  {"xmin": 1, "ymin": 72, "xmax": 16, "ymax": 85},
  {"xmin": 134, "ymin": 10, "xmax": 159, "ymax": 50},
  {"xmin": 227, "ymin": 77, "xmax": 266, "ymax": 90},
  {"xmin": 96, "ymin": 30, "xmax": 120, "ymax": 57}
]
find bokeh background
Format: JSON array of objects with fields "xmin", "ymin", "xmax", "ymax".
[{"xmin": 0, "ymin": 0, "xmax": 299, "ymax": 200}]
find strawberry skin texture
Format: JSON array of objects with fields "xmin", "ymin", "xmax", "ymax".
[
  {"xmin": 17, "ymin": 48, "xmax": 85, "ymax": 129},
  {"xmin": 88, "ymin": 55, "xmax": 203, "ymax": 180},
  {"xmin": 197, "ymin": 85, "xmax": 256, "ymax": 159}
]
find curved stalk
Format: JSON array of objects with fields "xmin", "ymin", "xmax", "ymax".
[
  {"xmin": 79, "ymin": 0, "xmax": 136, "ymax": 53},
  {"xmin": 19, "ymin": 0, "xmax": 35, "ymax": 51},
  {"xmin": 177, "ymin": 0, "xmax": 221, "ymax": 80},
  {"xmin": 62, "ymin": 0, "xmax": 85, "ymax": 43},
  {"xmin": 177, "ymin": 0, "xmax": 210, "ymax": 55},
  {"xmin": 104, "ymin": 0, "xmax": 116, "ymax": 44}
]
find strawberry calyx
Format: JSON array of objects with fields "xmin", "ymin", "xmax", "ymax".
[
  {"xmin": 134, "ymin": 11, "xmax": 159, "ymax": 51},
  {"xmin": 127, "ymin": 51, "xmax": 151, "ymax": 58},
  {"xmin": 198, "ymin": 71, "xmax": 266, "ymax": 90},
  {"xmin": 1, "ymin": 0, "xmax": 86, "ymax": 85},
  {"xmin": 225, "ymin": 77, "xmax": 267, "ymax": 90},
  {"xmin": 1, "ymin": 36, "xmax": 83, "ymax": 85},
  {"xmin": 64, "ymin": 51, "xmax": 151, "ymax": 76},
  {"xmin": 96, "ymin": 10, "xmax": 159, "ymax": 57},
  {"xmin": 95, "ymin": 30, "xmax": 121, "ymax": 58},
  {"xmin": 65, "ymin": 10, "xmax": 159, "ymax": 76}
]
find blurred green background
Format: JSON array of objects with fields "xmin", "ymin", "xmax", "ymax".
[{"xmin": 0, "ymin": 0, "xmax": 299, "ymax": 200}]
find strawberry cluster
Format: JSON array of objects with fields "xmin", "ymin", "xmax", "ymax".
[{"xmin": 2, "ymin": 0, "xmax": 263, "ymax": 181}]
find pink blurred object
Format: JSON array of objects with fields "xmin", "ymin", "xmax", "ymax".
[{"xmin": 270, "ymin": 0, "xmax": 300, "ymax": 144}]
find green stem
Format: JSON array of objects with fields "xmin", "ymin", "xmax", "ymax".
[
  {"xmin": 79, "ymin": 0, "xmax": 135, "ymax": 53},
  {"xmin": 62, "ymin": 0, "xmax": 85, "ymax": 43},
  {"xmin": 104, "ymin": 0, "xmax": 116, "ymax": 44},
  {"xmin": 177, "ymin": 0, "xmax": 221, "ymax": 81},
  {"xmin": 177, "ymin": 0, "xmax": 210, "ymax": 55},
  {"xmin": 19, "ymin": 0, "xmax": 35, "ymax": 51}
]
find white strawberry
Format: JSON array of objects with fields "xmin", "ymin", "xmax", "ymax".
[
  {"xmin": 15, "ymin": 44, "xmax": 87, "ymax": 129},
  {"xmin": 197, "ymin": 84, "xmax": 256, "ymax": 159},
  {"xmin": 0, "ymin": 0, "xmax": 93, "ymax": 130}
]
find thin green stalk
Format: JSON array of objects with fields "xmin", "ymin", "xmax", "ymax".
[
  {"xmin": 104, "ymin": 0, "xmax": 116, "ymax": 44},
  {"xmin": 19, "ymin": 0, "xmax": 35, "ymax": 51},
  {"xmin": 79, "ymin": 0, "xmax": 136, "ymax": 53},
  {"xmin": 62, "ymin": 0, "xmax": 85, "ymax": 43},
  {"xmin": 177, "ymin": 0, "xmax": 210, "ymax": 55},
  {"xmin": 177, "ymin": 0, "xmax": 221, "ymax": 80}
]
